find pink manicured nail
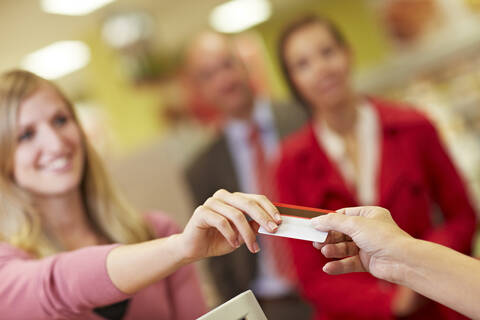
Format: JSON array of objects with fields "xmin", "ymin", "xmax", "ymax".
[{"xmin": 252, "ymin": 241, "xmax": 261, "ymax": 253}]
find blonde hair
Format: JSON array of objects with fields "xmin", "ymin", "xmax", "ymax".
[{"xmin": 0, "ymin": 70, "xmax": 154, "ymax": 257}]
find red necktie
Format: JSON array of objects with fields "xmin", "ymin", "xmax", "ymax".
[{"xmin": 248, "ymin": 123, "xmax": 270, "ymax": 195}]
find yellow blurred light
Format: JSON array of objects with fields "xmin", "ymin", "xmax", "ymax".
[
  {"xmin": 41, "ymin": 0, "xmax": 116, "ymax": 16},
  {"xmin": 209, "ymin": 0, "xmax": 272, "ymax": 34},
  {"xmin": 22, "ymin": 41, "xmax": 91, "ymax": 79}
]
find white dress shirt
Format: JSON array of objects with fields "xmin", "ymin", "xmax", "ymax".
[{"xmin": 315, "ymin": 101, "xmax": 380, "ymax": 205}]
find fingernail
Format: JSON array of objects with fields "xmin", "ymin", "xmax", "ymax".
[
  {"xmin": 268, "ymin": 221, "xmax": 278, "ymax": 232},
  {"xmin": 321, "ymin": 246, "xmax": 327, "ymax": 255},
  {"xmin": 252, "ymin": 241, "xmax": 260, "ymax": 253},
  {"xmin": 274, "ymin": 213, "xmax": 282, "ymax": 222}
]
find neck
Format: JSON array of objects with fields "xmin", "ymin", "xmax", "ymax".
[
  {"xmin": 35, "ymin": 190, "xmax": 99, "ymax": 249},
  {"xmin": 314, "ymin": 94, "xmax": 359, "ymax": 136}
]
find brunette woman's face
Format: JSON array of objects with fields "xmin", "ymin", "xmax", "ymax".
[
  {"xmin": 13, "ymin": 86, "xmax": 85, "ymax": 196},
  {"xmin": 284, "ymin": 23, "xmax": 352, "ymax": 113}
]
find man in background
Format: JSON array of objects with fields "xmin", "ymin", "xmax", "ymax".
[{"xmin": 183, "ymin": 31, "xmax": 309, "ymax": 319}]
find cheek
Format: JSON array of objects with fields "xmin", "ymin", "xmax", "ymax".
[
  {"xmin": 198, "ymin": 82, "xmax": 217, "ymax": 101},
  {"xmin": 71, "ymin": 127, "xmax": 86, "ymax": 164},
  {"xmin": 73, "ymin": 128, "xmax": 83, "ymax": 148},
  {"xmin": 13, "ymin": 146, "xmax": 37, "ymax": 184},
  {"xmin": 292, "ymin": 69, "xmax": 316, "ymax": 96},
  {"xmin": 66, "ymin": 123, "xmax": 83, "ymax": 147},
  {"xmin": 332, "ymin": 55, "xmax": 351, "ymax": 78}
]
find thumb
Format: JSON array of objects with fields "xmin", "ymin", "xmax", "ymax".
[{"xmin": 311, "ymin": 213, "xmax": 360, "ymax": 238}]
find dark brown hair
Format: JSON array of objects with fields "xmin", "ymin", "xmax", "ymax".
[{"xmin": 278, "ymin": 15, "xmax": 348, "ymax": 113}]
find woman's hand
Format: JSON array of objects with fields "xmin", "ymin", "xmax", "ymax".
[
  {"xmin": 311, "ymin": 206, "xmax": 415, "ymax": 284},
  {"xmin": 178, "ymin": 189, "xmax": 281, "ymax": 263}
]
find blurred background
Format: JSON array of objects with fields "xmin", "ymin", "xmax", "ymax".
[{"xmin": 2, "ymin": 0, "xmax": 480, "ymax": 306}]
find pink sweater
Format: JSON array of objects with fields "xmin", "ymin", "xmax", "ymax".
[{"xmin": 0, "ymin": 213, "xmax": 207, "ymax": 320}]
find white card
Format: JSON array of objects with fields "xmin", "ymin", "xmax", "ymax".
[{"xmin": 259, "ymin": 215, "xmax": 328, "ymax": 243}]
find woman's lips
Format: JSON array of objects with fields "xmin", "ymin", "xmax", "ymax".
[{"xmin": 39, "ymin": 156, "xmax": 74, "ymax": 173}]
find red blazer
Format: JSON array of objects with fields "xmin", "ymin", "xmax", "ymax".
[{"xmin": 275, "ymin": 98, "xmax": 477, "ymax": 320}]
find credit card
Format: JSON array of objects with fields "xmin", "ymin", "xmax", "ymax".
[{"xmin": 258, "ymin": 202, "xmax": 333, "ymax": 243}]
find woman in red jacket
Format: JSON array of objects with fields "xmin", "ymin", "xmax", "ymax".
[{"xmin": 275, "ymin": 15, "xmax": 477, "ymax": 320}]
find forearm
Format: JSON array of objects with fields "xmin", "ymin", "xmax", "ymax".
[
  {"xmin": 106, "ymin": 234, "xmax": 189, "ymax": 294},
  {"xmin": 400, "ymin": 239, "xmax": 480, "ymax": 319}
]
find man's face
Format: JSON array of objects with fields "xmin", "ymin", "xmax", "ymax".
[{"xmin": 187, "ymin": 35, "xmax": 253, "ymax": 118}]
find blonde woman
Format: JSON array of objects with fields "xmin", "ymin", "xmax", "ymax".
[{"xmin": 0, "ymin": 70, "xmax": 282, "ymax": 320}]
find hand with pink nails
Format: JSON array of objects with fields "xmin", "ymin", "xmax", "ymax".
[{"xmin": 179, "ymin": 189, "xmax": 281, "ymax": 262}]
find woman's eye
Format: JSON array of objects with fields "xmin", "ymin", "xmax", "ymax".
[
  {"xmin": 321, "ymin": 46, "xmax": 335, "ymax": 57},
  {"xmin": 18, "ymin": 129, "xmax": 34, "ymax": 142},
  {"xmin": 294, "ymin": 58, "xmax": 309, "ymax": 71},
  {"xmin": 222, "ymin": 58, "xmax": 234, "ymax": 70},
  {"xmin": 53, "ymin": 114, "xmax": 68, "ymax": 127}
]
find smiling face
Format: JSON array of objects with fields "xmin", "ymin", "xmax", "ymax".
[
  {"xmin": 283, "ymin": 22, "xmax": 352, "ymax": 114},
  {"xmin": 13, "ymin": 86, "xmax": 85, "ymax": 197}
]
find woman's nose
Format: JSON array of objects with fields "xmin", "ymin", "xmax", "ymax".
[
  {"xmin": 38, "ymin": 125, "xmax": 66, "ymax": 153},
  {"xmin": 312, "ymin": 58, "xmax": 328, "ymax": 76}
]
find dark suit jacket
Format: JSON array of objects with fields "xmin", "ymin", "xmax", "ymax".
[
  {"xmin": 276, "ymin": 98, "xmax": 477, "ymax": 320},
  {"xmin": 185, "ymin": 100, "xmax": 307, "ymax": 301}
]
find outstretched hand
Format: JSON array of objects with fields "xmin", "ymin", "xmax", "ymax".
[
  {"xmin": 180, "ymin": 189, "xmax": 281, "ymax": 262},
  {"xmin": 311, "ymin": 206, "xmax": 414, "ymax": 284}
]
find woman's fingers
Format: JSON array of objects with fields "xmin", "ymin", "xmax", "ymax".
[
  {"xmin": 326, "ymin": 230, "xmax": 349, "ymax": 244},
  {"xmin": 195, "ymin": 205, "xmax": 239, "ymax": 248},
  {"xmin": 320, "ymin": 242, "xmax": 359, "ymax": 259},
  {"xmin": 313, "ymin": 231, "xmax": 353, "ymax": 251},
  {"xmin": 312, "ymin": 230, "xmax": 348, "ymax": 250},
  {"xmin": 205, "ymin": 197, "xmax": 259, "ymax": 253},
  {"xmin": 241, "ymin": 193, "xmax": 282, "ymax": 223},
  {"xmin": 323, "ymin": 255, "xmax": 366, "ymax": 275},
  {"xmin": 213, "ymin": 190, "xmax": 279, "ymax": 233}
]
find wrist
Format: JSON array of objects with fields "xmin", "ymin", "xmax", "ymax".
[
  {"xmin": 390, "ymin": 237, "xmax": 423, "ymax": 286},
  {"xmin": 169, "ymin": 233, "xmax": 197, "ymax": 266}
]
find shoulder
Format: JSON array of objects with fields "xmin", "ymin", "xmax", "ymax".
[
  {"xmin": 144, "ymin": 212, "xmax": 182, "ymax": 238},
  {"xmin": 281, "ymin": 123, "xmax": 314, "ymax": 154},
  {"xmin": 370, "ymin": 98, "xmax": 443, "ymax": 151},
  {"xmin": 369, "ymin": 97, "xmax": 435, "ymax": 133}
]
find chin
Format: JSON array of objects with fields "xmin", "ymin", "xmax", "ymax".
[
  {"xmin": 322, "ymin": 89, "xmax": 349, "ymax": 110},
  {"xmin": 28, "ymin": 178, "xmax": 81, "ymax": 197}
]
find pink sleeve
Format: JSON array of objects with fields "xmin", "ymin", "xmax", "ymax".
[
  {"xmin": 146, "ymin": 212, "xmax": 208, "ymax": 320},
  {"xmin": 0, "ymin": 243, "xmax": 130, "ymax": 320}
]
